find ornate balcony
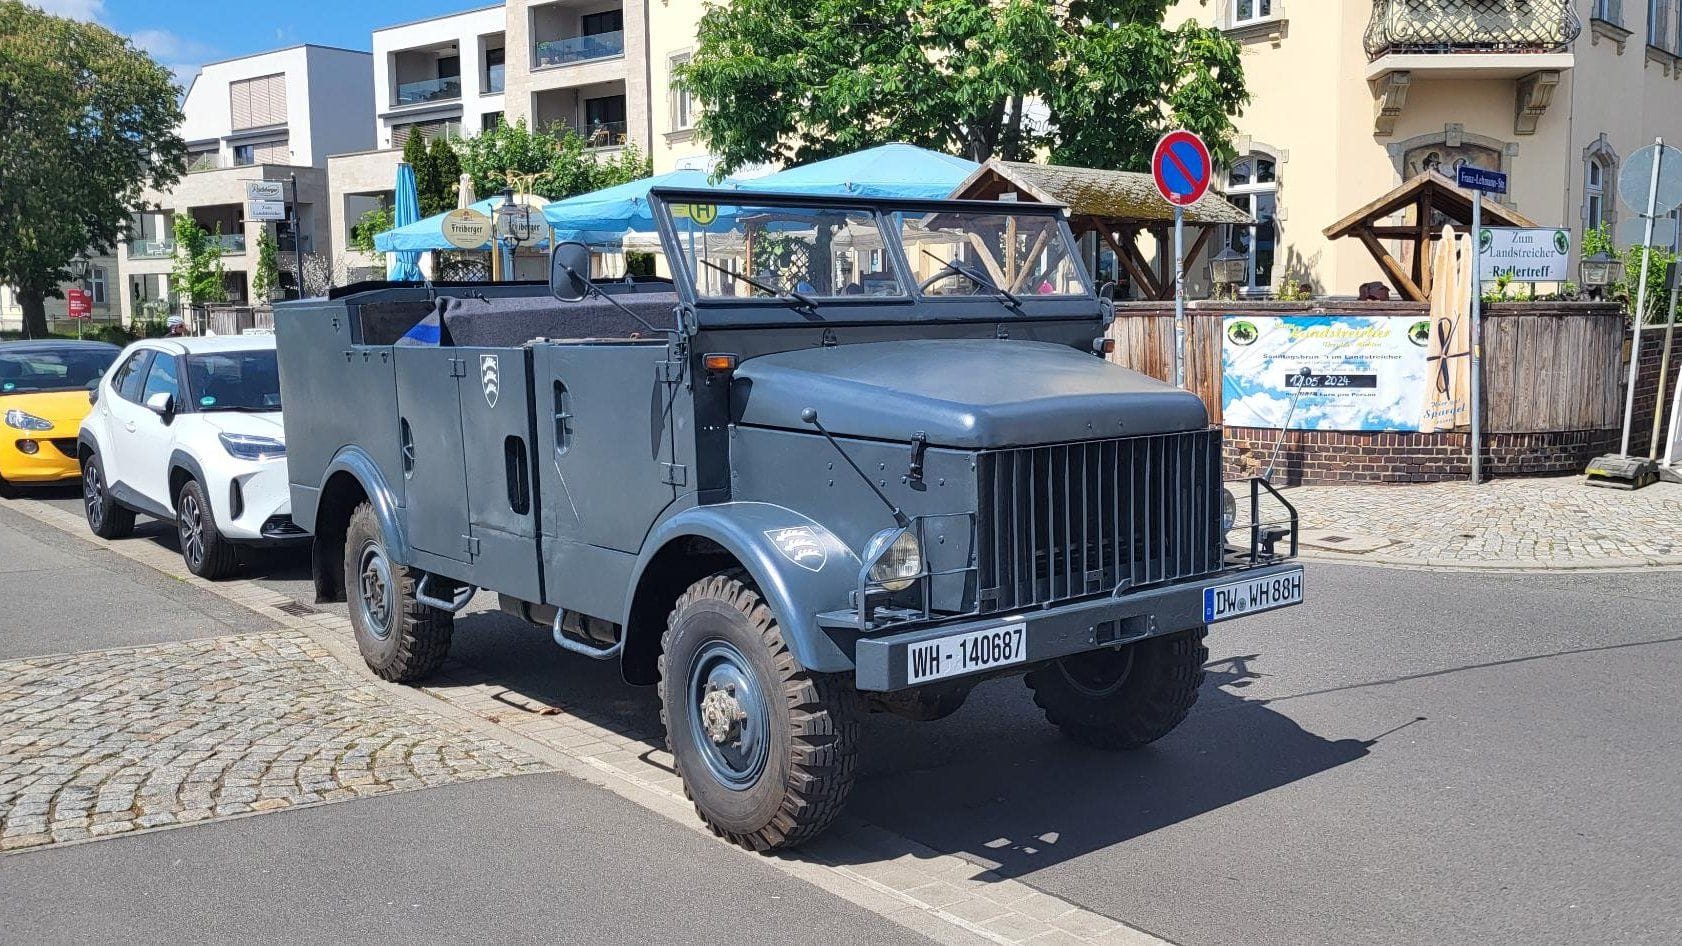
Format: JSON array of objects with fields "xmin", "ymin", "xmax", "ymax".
[{"xmin": 1364, "ymin": 0, "xmax": 1582, "ymax": 59}]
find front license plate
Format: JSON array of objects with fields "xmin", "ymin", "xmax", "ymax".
[
  {"xmin": 1204, "ymin": 569, "xmax": 1304, "ymax": 623},
  {"xmin": 906, "ymin": 623, "xmax": 1027, "ymax": 685}
]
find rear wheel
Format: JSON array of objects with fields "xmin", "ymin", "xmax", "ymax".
[
  {"xmin": 177, "ymin": 479, "xmax": 238, "ymax": 579},
  {"xmin": 658, "ymin": 571, "xmax": 857, "ymax": 851},
  {"xmin": 343, "ymin": 502, "xmax": 453, "ymax": 682},
  {"xmin": 81, "ymin": 454, "xmax": 134, "ymax": 539},
  {"xmin": 1025, "ymin": 626, "xmax": 1209, "ymax": 750}
]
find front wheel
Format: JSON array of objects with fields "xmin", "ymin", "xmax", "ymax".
[
  {"xmin": 81, "ymin": 454, "xmax": 135, "ymax": 539},
  {"xmin": 658, "ymin": 571, "xmax": 858, "ymax": 851},
  {"xmin": 1024, "ymin": 626, "xmax": 1209, "ymax": 750},
  {"xmin": 177, "ymin": 479, "xmax": 238, "ymax": 579},
  {"xmin": 343, "ymin": 502, "xmax": 453, "ymax": 682}
]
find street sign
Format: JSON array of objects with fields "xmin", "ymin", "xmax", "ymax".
[
  {"xmin": 441, "ymin": 208, "xmax": 494, "ymax": 249},
  {"xmin": 248, "ymin": 199, "xmax": 286, "ymax": 222},
  {"xmin": 65, "ymin": 287, "xmax": 91, "ymax": 320},
  {"xmin": 1456, "ymin": 165, "xmax": 1508, "ymax": 195},
  {"xmin": 245, "ymin": 180, "xmax": 285, "ymax": 201},
  {"xmin": 1151, "ymin": 130, "xmax": 1212, "ymax": 207},
  {"xmin": 1618, "ymin": 143, "xmax": 1682, "ymax": 215},
  {"xmin": 1477, "ymin": 227, "xmax": 1571, "ymax": 281}
]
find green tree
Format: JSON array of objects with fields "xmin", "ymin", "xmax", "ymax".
[
  {"xmin": 1583, "ymin": 224, "xmax": 1679, "ymax": 324},
  {"xmin": 0, "ymin": 1, "xmax": 185, "ymax": 338},
  {"xmin": 350, "ymin": 204, "xmax": 395, "ymax": 255},
  {"xmin": 251, "ymin": 227, "xmax": 280, "ymax": 301},
  {"xmin": 169, "ymin": 215, "xmax": 227, "ymax": 306},
  {"xmin": 678, "ymin": 0, "xmax": 1247, "ymax": 174},
  {"xmin": 402, "ymin": 132, "xmax": 436, "ymax": 212},
  {"xmin": 453, "ymin": 119, "xmax": 651, "ymax": 203},
  {"xmin": 423, "ymin": 135, "xmax": 463, "ymax": 215}
]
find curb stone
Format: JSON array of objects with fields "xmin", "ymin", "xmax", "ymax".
[{"xmin": 0, "ymin": 495, "xmax": 1176, "ymax": 946}]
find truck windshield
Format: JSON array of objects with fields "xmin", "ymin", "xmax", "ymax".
[
  {"xmin": 186, "ymin": 350, "xmax": 281, "ymax": 412},
  {"xmin": 669, "ymin": 202, "xmax": 907, "ymax": 300},
  {"xmin": 899, "ymin": 209, "xmax": 1089, "ymax": 298}
]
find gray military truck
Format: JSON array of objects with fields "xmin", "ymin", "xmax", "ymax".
[{"xmin": 275, "ymin": 189, "xmax": 1303, "ymax": 850}]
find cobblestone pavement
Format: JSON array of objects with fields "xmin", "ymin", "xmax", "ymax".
[
  {"xmin": 1284, "ymin": 475, "xmax": 1682, "ymax": 569},
  {"xmin": 0, "ymin": 630, "xmax": 546, "ymax": 852}
]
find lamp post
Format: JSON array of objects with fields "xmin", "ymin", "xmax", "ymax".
[
  {"xmin": 1210, "ymin": 246, "xmax": 1247, "ymax": 298},
  {"xmin": 1579, "ymin": 249, "xmax": 1623, "ymax": 301},
  {"xmin": 67, "ymin": 252, "xmax": 91, "ymax": 340}
]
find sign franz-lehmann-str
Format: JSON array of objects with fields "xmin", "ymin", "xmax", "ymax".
[{"xmin": 1478, "ymin": 227, "xmax": 1571, "ymax": 282}]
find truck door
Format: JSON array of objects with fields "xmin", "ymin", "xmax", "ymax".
[
  {"xmin": 393, "ymin": 346, "xmax": 472, "ymax": 563},
  {"xmin": 453, "ymin": 346, "xmax": 543, "ymax": 602}
]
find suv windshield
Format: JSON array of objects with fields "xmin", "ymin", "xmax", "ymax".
[
  {"xmin": 660, "ymin": 194, "xmax": 1091, "ymax": 311},
  {"xmin": 186, "ymin": 349, "xmax": 281, "ymax": 412},
  {"xmin": 0, "ymin": 346, "xmax": 117, "ymax": 395}
]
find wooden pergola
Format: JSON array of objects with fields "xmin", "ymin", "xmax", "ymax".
[
  {"xmin": 1323, "ymin": 170, "xmax": 1539, "ymax": 301},
  {"xmin": 949, "ymin": 160, "xmax": 1255, "ymax": 301}
]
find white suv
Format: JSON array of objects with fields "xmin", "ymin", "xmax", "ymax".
[{"xmin": 78, "ymin": 335, "xmax": 303, "ymax": 578}]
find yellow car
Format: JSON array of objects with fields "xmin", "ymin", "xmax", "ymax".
[{"xmin": 1, "ymin": 340, "xmax": 122, "ymax": 489}]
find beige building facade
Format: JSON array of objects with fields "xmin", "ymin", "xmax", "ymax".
[{"xmin": 1165, "ymin": 0, "xmax": 1682, "ymax": 297}]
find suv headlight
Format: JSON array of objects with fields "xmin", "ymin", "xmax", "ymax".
[
  {"xmin": 218, "ymin": 432, "xmax": 286, "ymax": 461},
  {"xmin": 1221, "ymin": 486, "xmax": 1238, "ymax": 533},
  {"xmin": 4, "ymin": 409, "xmax": 53, "ymax": 431},
  {"xmin": 863, "ymin": 527, "xmax": 921, "ymax": 592}
]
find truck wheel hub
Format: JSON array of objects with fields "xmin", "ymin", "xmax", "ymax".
[
  {"xmin": 687, "ymin": 640, "xmax": 770, "ymax": 789},
  {"xmin": 700, "ymin": 687, "xmax": 745, "ymax": 744}
]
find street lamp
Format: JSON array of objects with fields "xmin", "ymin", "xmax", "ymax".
[
  {"xmin": 1579, "ymin": 249, "xmax": 1623, "ymax": 300},
  {"xmin": 1210, "ymin": 245, "xmax": 1247, "ymax": 295},
  {"xmin": 67, "ymin": 251, "xmax": 90, "ymax": 284}
]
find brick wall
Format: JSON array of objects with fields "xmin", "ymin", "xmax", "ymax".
[
  {"xmin": 1222, "ymin": 427, "xmax": 1619, "ymax": 485},
  {"xmin": 1628, "ymin": 328, "xmax": 1681, "ymax": 458}
]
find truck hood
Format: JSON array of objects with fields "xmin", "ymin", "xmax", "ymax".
[{"xmin": 731, "ymin": 339, "xmax": 1208, "ymax": 449}]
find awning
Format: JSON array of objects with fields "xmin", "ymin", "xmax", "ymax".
[{"xmin": 743, "ymin": 143, "xmax": 978, "ymax": 199}]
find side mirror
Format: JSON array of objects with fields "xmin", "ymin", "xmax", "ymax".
[
  {"xmin": 550, "ymin": 240, "xmax": 593, "ymax": 303},
  {"xmin": 144, "ymin": 391, "xmax": 174, "ymax": 419}
]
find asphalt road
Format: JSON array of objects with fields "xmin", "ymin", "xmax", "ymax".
[{"xmin": 16, "ymin": 484, "xmax": 1682, "ymax": 944}]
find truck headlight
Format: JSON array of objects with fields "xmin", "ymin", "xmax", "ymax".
[
  {"xmin": 863, "ymin": 527, "xmax": 921, "ymax": 592},
  {"xmin": 219, "ymin": 433, "xmax": 286, "ymax": 461},
  {"xmin": 4, "ymin": 409, "xmax": 52, "ymax": 431},
  {"xmin": 1221, "ymin": 486, "xmax": 1238, "ymax": 533}
]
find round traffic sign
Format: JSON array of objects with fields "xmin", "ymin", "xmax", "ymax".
[
  {"xmin": 1618, "ymin": 143, "xmax": 1682, "ymax": 216},
  {"xmin": 1152, "ymin": 130, "xmax": 1213, "ymax": 207}
]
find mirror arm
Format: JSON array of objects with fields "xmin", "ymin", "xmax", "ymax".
[{"xmin": 562, "ymin": 264, "xmax": 664, "ymax": 336}]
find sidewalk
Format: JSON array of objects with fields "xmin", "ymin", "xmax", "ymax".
[{"xmin": 1281, "ymin": 475, "xmax": 1682, "ymax": 571}]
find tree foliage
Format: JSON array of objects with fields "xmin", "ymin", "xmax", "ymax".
[
  {"xmin": 453, "ymin": 119, "xmax": 652, "ymax": 202},
  {"xmin": 169, "ymin": 214, "xmax": 226, "ymax": 306},
  {"xmin": 679, "ymin": 0, "xmax": 1247, "ymax": 174},
  {"xmin": 1584, "ymin": 224, "xmax": 1679, "ymax": 324},
  {"xmin": 350, "ymin": 205, "xmax": 395, "ymax": 255},
  {"xmin": 0, "ymin": 1, "xmax": 185, "ymax": 337},
  {"xmin": 251, "ymin": 227, "xmax": 279, "ymax": 301}
]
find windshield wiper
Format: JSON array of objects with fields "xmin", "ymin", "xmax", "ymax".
[
  {"xmin": 921, "ymin": 250, "xmax": 1023, "ymax": 312},
  {"xmin": 697, "ymin": 258, "xmax": 820, "ymax": 316}
]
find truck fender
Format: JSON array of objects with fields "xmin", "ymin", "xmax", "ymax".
[
  {"xmin": 626, "ymin": 502, "xmax": 863, "ymax": 675},
  {"xmin": 319, "ymin": 446, "xmax": 410, "ymax": 562}
]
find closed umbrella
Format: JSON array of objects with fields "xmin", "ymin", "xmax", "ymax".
[
  {"xmin": 388, "ymin": 162, "xmax": 424, "ymax": 282},
  {"xmin": 458, "ymin": 173, "xmax": 475, "ymax": 210}
]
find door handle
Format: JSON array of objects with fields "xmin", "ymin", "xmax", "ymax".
[{"xmin": 123, "ymin": 421, "xmax": 136, "ymax": 433}]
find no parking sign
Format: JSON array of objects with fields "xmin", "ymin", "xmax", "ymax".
[{"xmin": 1152, "ymin": 130, "xmax": 1212, "ymax": 207}]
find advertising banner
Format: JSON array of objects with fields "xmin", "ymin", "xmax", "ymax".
[
  {"xmin": 1478, "ymin": 227, "xmax": 1571, "ymax": 282},
  {"xmin": 1221, "ymin": 315, "xmax": 1431, "ymax": 432},
  {"xmin": 65, "ymin": 287, "xmax": 92, "ymax": 319}
]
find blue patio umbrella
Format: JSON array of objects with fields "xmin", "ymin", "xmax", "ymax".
[
  {"xmin": 375, "ymin": 196, "xmax": 511, "ymax": 253},
  {"xmin": 543, "ymin": 169, "xmax": 739, "ymax": 244},
  {"xmin": 386, "ymin": 162, "xmax": 424, "ymax": 281},
  {"xmin": 741, "ymin": 143, "xmax": 978, "ymax": 199}
]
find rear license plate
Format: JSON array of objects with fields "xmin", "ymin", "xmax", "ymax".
[
  {"xmin": 1204, "ymin": 569, "xmax": 1304, "ymax": 623},
  {"xmin": 906, "ymin": 623, "xmax": 1026, "ymax": 685}
]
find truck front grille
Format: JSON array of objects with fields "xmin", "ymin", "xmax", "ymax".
[{"xmin": 975, "ymin": 429, "xmax": 1223, "ymax": 612}]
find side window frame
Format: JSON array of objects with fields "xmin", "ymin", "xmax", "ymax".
[
  {"xmin": 113, "ymin": 350, "xmax": 155, "ymax": 404},
  {"xmin": 139, "ymin": 352, "xmax": 182, "ymax": 406}
]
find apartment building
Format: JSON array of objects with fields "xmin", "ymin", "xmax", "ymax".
[
  {"xmin": 117, "ymin": 45, "xmax": 375, "ymax": 319},
  {"xmin": 1165, "ymin": 0, "xmax": 1682, "ymax": 297},
  {"xmin": 0, "ymin": 251, "xmax": 120, "ymax": 334}
]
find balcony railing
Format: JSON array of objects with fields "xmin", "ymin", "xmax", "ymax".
[
  {"xmin": 551, "ymin": 119, "xmax": 629, "ymax": 149},
  {"xmin": 1364, "ymin": 0, "xmax": 1582, "ymax": 59},
  {"xmin": 126, "ymin": 238, "xmax": 175, "ymax": 259},
  {"xmin": 186, "ymin": 152, "xmax": 220, "ymax": 172},
  {"xmin": 533, "ymin": 30, "xmax": 625, "ymax": 68},
  {"xmin": 486, "ymin": 63, "xmax": 506, "ymax": 93},
  {"xmin": 209, "ymin": 232, "xmax": 247, "ymax": 254},
  {"xmin": 395, "ymin": 76, "xmax": 462, "ymax": 106}
]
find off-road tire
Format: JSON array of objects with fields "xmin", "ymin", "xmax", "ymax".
[
  {"xmin": 176, "ymin": 479, "xmax": 238, "ymax": 579},
  {"xmin": 658, "ymin": 571, "xmax": 858, "ymax": 852},
  {"xmin": 343, "ymin": 502, "xmax": 453, "ymax": 682},
  {"xmin": 80, "ymin": 453, "xmax": 135, "ymax": 539},
  {"xmin": 1025, "ymin": 626, "xmax": 1209, "ymax": 750}
]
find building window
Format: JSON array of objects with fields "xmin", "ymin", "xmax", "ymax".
[
  {"xmin": 1586, "ymin": 159, "xmax": 1607, "ymax": 231},
  {"xmin": 89, "ymin": 265, "xmax": 106, "ymax": 304},
  {"xmin": 481, "ymin": 111, "xmax": 504, "ymax": 133},
  {"xmin": 1222, "ymin": 153, "xmax": 1278, "ymax": 292},
  {"xmin": 229, "ymin": 73, "xmax": 287, "ymax": 130},
  {"xmin": 581, "ymin": 9, "xmax": 624, "ymax": 37},
  {"xmin": 670, "ymin": 55, "xmax": 696, "ymax": 131},
  {"xmin": 1232, "ymin": 0, "xmax": 1274, "ymax": 26},
  {"xmin": 1583, "ymin": 135, "xmax": 1619, "ymax": 236},
  {"xmin": 1651, "ymin": 0, "xmax": 1678, "ymax": 50},
  {"xmin": 233, "ymin": 144, "xmax": 254, "ymax": 166},
  {"xmin": 485, "ymin": 46, "xmax": 505, "ymax": 94}
]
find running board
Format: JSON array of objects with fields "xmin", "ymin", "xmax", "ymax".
[
  {"xmin": 551, "ymin": 611, "xmax": 624, "ymax": 660},
  {"xmin": 415, "ymin": 573, "xmax": 477, "ymax": 613}
]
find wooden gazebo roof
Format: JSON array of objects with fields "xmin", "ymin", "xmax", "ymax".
[
  {"xmin": 950, "ymin": 160, "xmax": 1255, "ymax": 301},
  {"xmin": 1323, "ymin": 170, "xmax": 1538, "ymax": 301}
]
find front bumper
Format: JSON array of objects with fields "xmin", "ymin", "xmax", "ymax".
[
  {"xmin": 217, "ymin": 461, "xmax": 301, "ymax": 542},
  {"xmin": 0, "ymin": 434, "xmax": 81, "ymax": 483},
  {"xmin": 853, "ymin": 562, "xmax": 1303, "ymax": 691}
]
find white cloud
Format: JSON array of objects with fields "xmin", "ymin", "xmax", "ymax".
[
  {"xmin": 27, "ymin": 0, "xmax": 106, "ymax": 20},
  {"xmin": 28, "ymin": 3, "xmax": 218, "ymax": 86}
]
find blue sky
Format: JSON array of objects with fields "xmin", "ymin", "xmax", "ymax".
[{"xmin": 31, "ymin": 0, "xmax": 481, "ymax": 83}]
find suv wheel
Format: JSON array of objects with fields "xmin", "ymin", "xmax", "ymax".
[
  {"xmin": 176, "ymin": 479, "xmax": 238, "ymax": 579},
  {"xmin": 343, "ymin": 502, "xmax": 453, "ymax": 682},
  {"xmin": 658, "ymin": 570, "xmax": 857, "ymax": 852},
  {"xmin": 81, "ymin": 453, "xmax": 135, "ymax": 539},
  {"xmin": 1024, "ymin": 626, "xmax": 1209, "ymax": 750}
]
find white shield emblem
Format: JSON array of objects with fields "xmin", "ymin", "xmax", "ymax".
[
  {"xmin": 480, "ymin": 354, "xmax": 500, "ymax": 408},
  {"xmin": 766, "ymin": 527, "xmax": 828, "ymax": 572}
]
